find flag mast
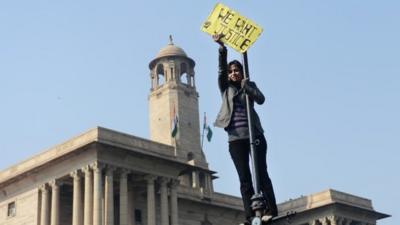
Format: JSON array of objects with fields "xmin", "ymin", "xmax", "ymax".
[{"xmin": 201, "ymin": 112, "xmax": 206, "ymax": 149}]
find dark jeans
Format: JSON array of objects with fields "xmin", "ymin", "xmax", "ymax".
[{"xmin": 229, "ymin": 135, "xmax": 277, "ymax": 220}]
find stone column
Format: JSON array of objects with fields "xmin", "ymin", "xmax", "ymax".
[
  {"xmin": 71, "ymin": 170, "xmax": 83, "ymax": 225},
  {"xmin": 191, "ymin": 171, "xmax": 199, "ymax": 188},
  {"xmin": 49, "ymin": 180, "xmax": 60, "ymax": 225},
  {"xmin": 92, "ymin": 162, "xmax": 104, "ymax": 225},
  {"xmin": 128, "ymin": 187, "xmax": 135, "ymax": 225},
  {"xmin": 209, "ymin": 175, "xmax": 214, "ymax": 192},
  {"xmin": 82, "ymin": 166, "xmax": 93, "ymax": 225},
  {"xmin": 105, "ymin": 166, "xmax": 115, "ymax": 225},
  {"xmin": 159, "ymin": 177, "xmax": 169, "ymax": 225},
  {"xmin": 203, "ymin": 174, "xmax": 209, "ymax": 191},
  {"xmin": 169, "ymin": 179, "xmax": 179, "ymax": 225},
  {"xmin": 328, "ymin": 216, "xmax": 344, "ymax": 225},
  {"xmin": 319, "ymin": 217, "xmax": 329, "ymax": 225},
  {"xmin": 145, "ymin": 175, "xmax": 157, "ymax": 225},
  {"xmin": 40, "ymin": 184, "xmax": 50, "ymax": 225},
  {"xmin": 120, "ymin": 169, "xmax": 129, "ymax": 225}
]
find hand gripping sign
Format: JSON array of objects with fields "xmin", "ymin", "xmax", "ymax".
[{"xmin": 201, "ymin": 3, "xmax": 263, "ymax": 53}]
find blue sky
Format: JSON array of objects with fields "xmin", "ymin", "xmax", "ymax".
[{"xmin": 0, "ymin": 1, "xmax": 398, "ymax": 224}]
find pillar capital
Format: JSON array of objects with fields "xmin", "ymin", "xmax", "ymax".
[
  {"xmin": 319, "ymin": 217, "xmax": 329, "ymax": 225},
  {"xmin": 328, "ymin": 215, "xmax": 344, "ymax": 225},
  {"xmin": 39, "ymin": 183, "xmax": 49, "ymax": 192},
  {"xmin": 169, "ymin": 179, "xmax": 180, "ymax": 189},
  {"xmin": 82, "ymin": 165, "xmax": 92, "ymax": 174},
  {"xmin": 70, "ymin": 170, "xmax": 82, "ymax": 179},
  {"xmin": 144, "ymin": 175, "xmax": 157, "ymax": 184},
  {"xmin": 91, "ymin": 161, "xmax": 105, "ymax": 172},
  {"xmin": 49, "ymin": 180, "xmax": 61, "ymax": 189},
  {"xmin": 159, "ymin": 177, "xmax": 170, "ymax": 186},
  {"xmin": 106, "ymin": 166, "xmax": 117, "ymax": 176},
  {"xmin": 119, "ymin": 168, "xmax": 130, "ymax": 177}
]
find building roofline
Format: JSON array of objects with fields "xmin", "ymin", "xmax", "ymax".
[
  {"xmin": 0, "ymin": 127, "xmax": 99, "ymax": 184},
  {"xmin": 277, "ymin": 189, "xmax": 390, "ymax": 219},
  {"xmin": 0, "ymin": 126, "xmax": 216, "ymax": 185}
]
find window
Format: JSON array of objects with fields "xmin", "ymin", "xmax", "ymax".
[
  {"xmin": 134, "ymin": 209, "xmax": 142, "ymax": 224},
  {"xmin": 180, "ymin": 63, "xmax": 191, "ymax": 86},
  {"xmin": 187, "ymin": 152, "xmax": 194, "ymax": 161},
  {"xmin": 156, "ymin": 64, "xmax": 165, "ymax": 87},
  {"xmin": 7, "ymin": 201, "xmax": 16, "ymax": 217},
  {"xmin": 199, "ymin": 172, "xmax": 206, "ymax": 188}
]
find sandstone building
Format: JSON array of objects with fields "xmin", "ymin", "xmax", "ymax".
[{"xmin": 0, "ymin": 40, "xmax": 389, "ymax": 225}]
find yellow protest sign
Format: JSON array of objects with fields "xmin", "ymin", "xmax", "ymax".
[{"xmin": 201, "ymin": 3, "xmax": 263, "ymax": 53}]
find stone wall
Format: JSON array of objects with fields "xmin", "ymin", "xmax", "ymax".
[{"xmin": 0, "ymin": 189, "xmax": 39, "ymax": 225}]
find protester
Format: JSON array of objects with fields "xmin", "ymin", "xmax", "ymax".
[{"xmin": 212, "ymin": 34, "xmax": 278, "ymax": 225}]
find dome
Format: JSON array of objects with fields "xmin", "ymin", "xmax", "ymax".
[
  {"xmin": 149, "ymin": 37, "xmax": 195, "ymax": 69},
  {"xmin": 156, "ymin": 43, "xmax": 187, "ymax": 58}
]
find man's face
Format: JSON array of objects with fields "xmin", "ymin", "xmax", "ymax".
[{"xmin": 228, "ymin": 64, "xmax": 243, "ymax": 82}]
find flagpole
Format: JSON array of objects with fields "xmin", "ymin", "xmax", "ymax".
[
  {"xmin": 171, "ymin": 101, "xmax": 178, "ymax": 156},
  {"xmin": 201, "ymin": 112, "xmax": 206, "ymax": 149}
]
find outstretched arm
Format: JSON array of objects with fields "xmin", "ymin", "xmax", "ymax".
[{"xmin": 213, "ymin": 34, "xmax": 228, "ymax": 93}]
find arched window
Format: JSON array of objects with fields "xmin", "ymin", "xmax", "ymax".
[
  {"xmin": 199, "ymin": 172, "xmax": 206, "ymax": 188},
  {"xmin": 156, "ymin": 64, "xmax": 165, "ymax": 87},
  {"xmin": 180, "ymin": 63, "xmax": 190, "ymax": 86}
]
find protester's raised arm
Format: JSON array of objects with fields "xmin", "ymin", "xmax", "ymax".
[{"xmin": 213, "ymin": 34, "xmax": 228, "ymax": 93}]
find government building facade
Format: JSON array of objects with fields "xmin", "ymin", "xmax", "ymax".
[{"xmin": 0, "ymin": 41, "xmax": 389, "ymax": 225}]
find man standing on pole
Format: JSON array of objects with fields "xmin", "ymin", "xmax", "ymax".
[{"xmin": 212, "ymin": 34, "xmax": 277, "ymax": 225}]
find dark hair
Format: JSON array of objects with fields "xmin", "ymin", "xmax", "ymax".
[{"xmin": 228, "ymin": 60, "xmax": 243, "ymax": 73}]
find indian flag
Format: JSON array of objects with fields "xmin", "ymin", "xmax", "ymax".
[
  {"xmin": 203, "ymin": 113, "xmax": 213, "ymax": 142},
  {"xmin": 171, "ymin": 105, "xmax": 179, "ymax": 138}
]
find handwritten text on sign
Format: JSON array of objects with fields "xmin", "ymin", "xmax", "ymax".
[{"xmin": 201, "ymin": 3, "xmax": 263, "ymax": 53}]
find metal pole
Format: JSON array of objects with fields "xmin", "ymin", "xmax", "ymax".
[
  {"xmin": 242, "ymin": 51, "xmax": 260, "ymax": 194},
  {"xmin": 241, "ymin": 51, "xmax": 265, "ymax": 220}
]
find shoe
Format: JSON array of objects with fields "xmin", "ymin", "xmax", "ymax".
[{"xmin": 261, "ymin": 214, "xmax": 273, "ymax": 222}]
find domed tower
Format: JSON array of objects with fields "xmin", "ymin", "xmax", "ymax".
[{"xmin": 148, "ymin": 37, "xmax": 208, "ymax": 168}]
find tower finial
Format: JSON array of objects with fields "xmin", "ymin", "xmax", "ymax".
[{"xmin": 169, "ymin": 35, "xmax": 174, "ymax": 45}]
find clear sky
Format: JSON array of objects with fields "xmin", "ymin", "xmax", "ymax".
[{"xmin": 0, "ymin": 1, "xmax": 398, "ymax": 224}]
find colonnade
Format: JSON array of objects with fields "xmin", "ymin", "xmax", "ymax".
[
  {"xmin": 38, "ymin": 162, "xmax": 179, "ymax": 225},
  {"xmin": 310, "ymin": 216, "xmax": 374, "ymax": 225}
]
